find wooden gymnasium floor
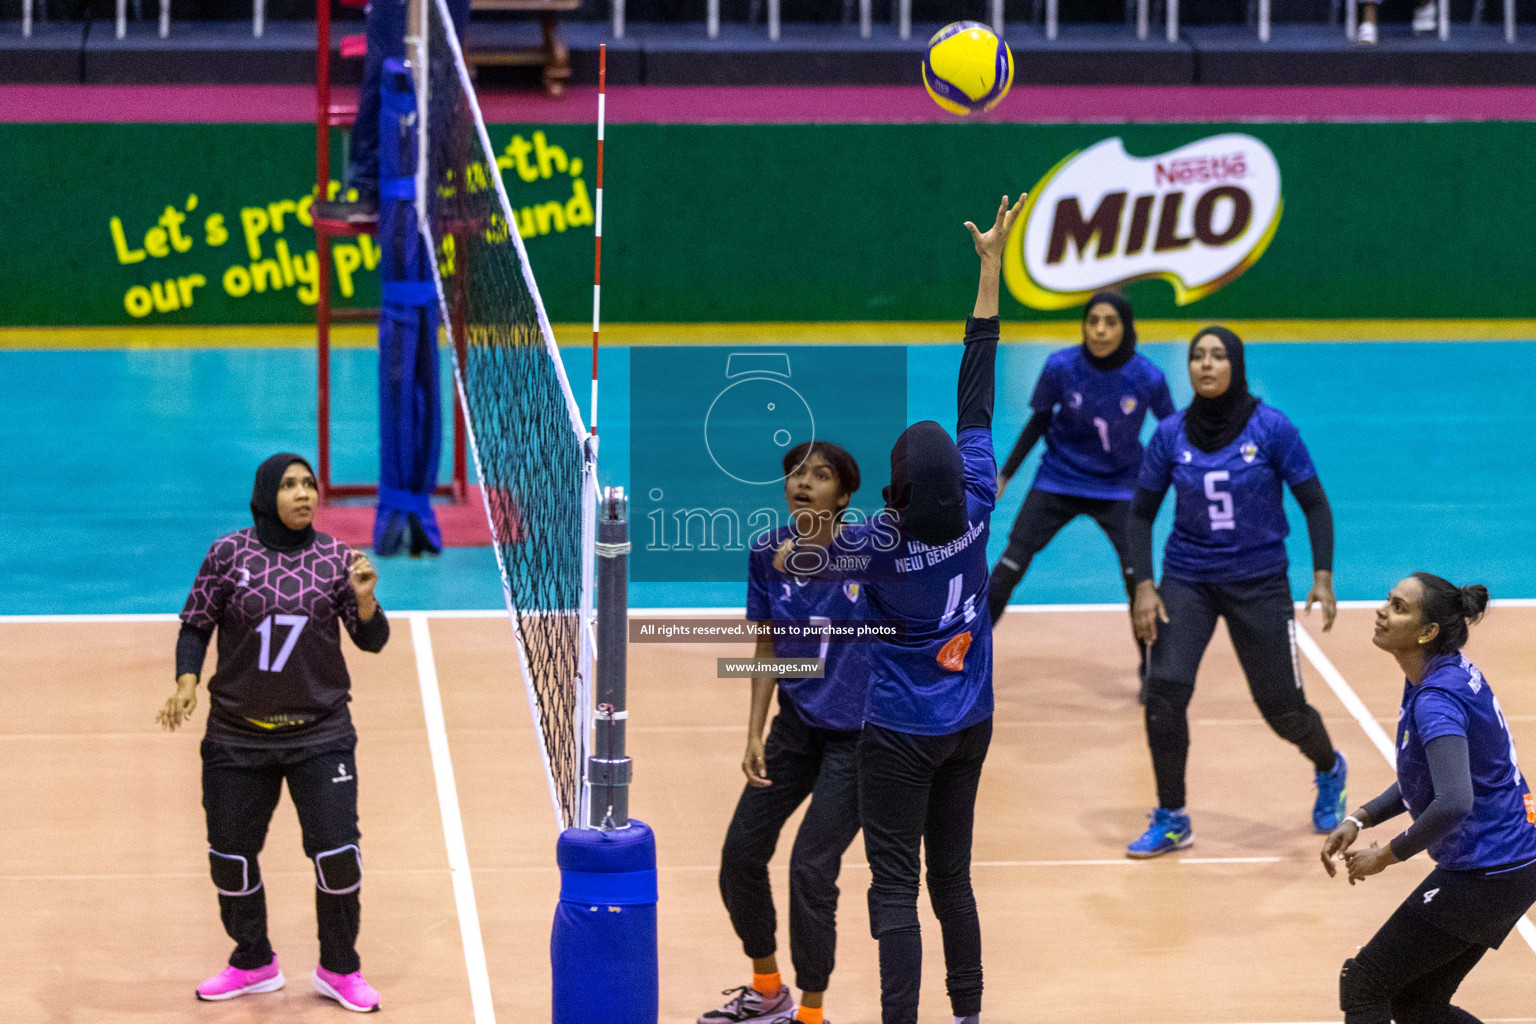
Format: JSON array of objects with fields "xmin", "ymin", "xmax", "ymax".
[{"xmin": 3, "ymin": 606, "xmax": 1535, "ymax": 1024}]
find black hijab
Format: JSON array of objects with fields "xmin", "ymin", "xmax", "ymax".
[
  {"xmin": 1183, "ymin": 326, "xmax": 1261, "ymax": 454},
  {"xmin": 883, "ymin": 420, "xmax": 968, "ymax": 546},
  {"xmin": 1082, "ymin": 291, "xmax": 1137, "ymax": 372},
  {"xmin": 251, "ymin": 453, "xmax": 317, "ymax": 552}
]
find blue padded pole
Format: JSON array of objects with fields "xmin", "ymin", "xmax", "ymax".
[{"xmin": 552, "ymin": 822, "xmax": 658, "ymax": 1024}]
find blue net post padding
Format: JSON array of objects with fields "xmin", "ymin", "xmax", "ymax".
[
  {"xmin": 374, "ymin": 58, "xmax": 443, "ymax": 556},
  {"xmin": 552, "ymin": 821, "xmax": 659, "ymax": 1024}
]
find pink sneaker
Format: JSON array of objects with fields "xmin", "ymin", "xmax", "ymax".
[
  {"xmin": 312, "ymin": 966, "xmax": 381, "ymax": 1012},
  {"xmin": 195, "ymin": 956, "xmax": 285, "ymax": 1000}
]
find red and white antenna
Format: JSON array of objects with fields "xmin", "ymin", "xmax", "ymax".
[{"xmin": 590, "ymin": 44, "xmax": 606, "ymax": 439}]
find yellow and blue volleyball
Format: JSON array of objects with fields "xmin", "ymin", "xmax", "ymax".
[{"xmin": 922, "ymin": 21, "xmax": 1014, "ymax": 116}]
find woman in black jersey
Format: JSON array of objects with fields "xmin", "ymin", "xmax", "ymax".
[{"xmin": 158, "ymin": 453, "xmax": 390, "ymax": 1012}]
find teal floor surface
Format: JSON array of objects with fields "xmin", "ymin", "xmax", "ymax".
[{"xmin": 4, "ymin": 339, "xmax": 1532, "ymax": 614}]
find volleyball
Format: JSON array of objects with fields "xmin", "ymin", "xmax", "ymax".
[{"xmin": 922, "ymin": 21, "xmax": 1014, "ymax": 116}]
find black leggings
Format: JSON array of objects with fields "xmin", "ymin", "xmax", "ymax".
[
  {"xmin": 719, "ymin": 706, "xmax": 862, "ymax": 993},
  {"xmin": 859, "ymin": 719, "xmax": 991, "ymax": 1024},
  {"xmin": 1143, "ymin": 574, "xmax": 1335, "ymax": 810},
  {"xmin": 1341, "ymin": 859, "xmax": 1536, "ymax": 1024},
  {"xmin": 1342, "ymin": 901, "xmax": 1489, "ymax": 1024},
  {"xmin": 202, "ymin": 739, "xmax": 363, "ymax": 974},
  {"xmin": 986, "ymin": 488, "xmax": 1140, "ymax": 646}
]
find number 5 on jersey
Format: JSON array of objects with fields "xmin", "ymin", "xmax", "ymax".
[
  {"xmin": 1204, "ymin": 471, "xmax": 1236, "ymax": 531},
  {"xmin": 255, "ymin": 614, "xmax": 308, "ymax": 672}
]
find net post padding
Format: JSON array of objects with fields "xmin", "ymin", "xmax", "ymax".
[{"xmin": 418, "ymin": 0, "xmax": 597, "ymax": 832}]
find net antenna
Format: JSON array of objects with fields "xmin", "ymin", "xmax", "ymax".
[{"xmin": 415, "ymin": 0, "xmax": 599, "ymax": 831}]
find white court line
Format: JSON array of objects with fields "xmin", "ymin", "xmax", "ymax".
[
  {"xmin": 1294, "ymin": 622, "xmax": 1536, "ymax": 958},
  {"xmin": 410, "ymin": 614, "xmax": 497, "ymax": 1024}
]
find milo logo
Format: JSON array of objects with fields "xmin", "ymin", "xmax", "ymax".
[{"xmin": 1004, "ymin": 134, "xmax": 1283, "ymax": 309}]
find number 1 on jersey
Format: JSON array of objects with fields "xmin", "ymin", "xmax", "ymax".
[
  {"xmin": 255, "ymin": 614, "xmax": 308, "ymax": 672},
  {"xmin": 1093, "ymin": 416, "xmax": 1111, "ymax": 453}
]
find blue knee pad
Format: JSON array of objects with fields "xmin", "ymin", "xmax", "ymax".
[
  {"xmin": 313, "ymin": 844, "xmax": 363, "ymax": 895},
  {"xmin": 209, "ymin": 849, "xmax": 262, "ymax": 897}
]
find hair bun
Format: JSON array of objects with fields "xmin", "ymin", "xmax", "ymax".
[{"xmin": 1459, "ymin": 584, "xmax": 1490, "ymax": 622}]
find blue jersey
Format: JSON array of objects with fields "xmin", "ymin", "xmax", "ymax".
[
  {"xmin": 831, "ymin": 426, "xmax": 996, "ymax": 736},
  {"xmin": 1030, "ymin": 348, "xmax": 1175, "ymax": 501},
  {"xmin": 1397, "ymin": 653, "xmax": 1536, "ymax": 872},
  {"xmin": 746, "ymin": 526, "xmax": 869, "ymax": 732},
  {"xmin": 1138, "ymin": 403, "xmax": 1317, "ymax": 583}
]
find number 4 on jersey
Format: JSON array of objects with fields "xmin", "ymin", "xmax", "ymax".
[{"xmin": 255, "ymin": 614, "xmax": 308, "ymax": 672}]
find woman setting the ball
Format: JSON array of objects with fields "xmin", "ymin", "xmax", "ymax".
[{"xmin": 159, "ymin": 453, "xmax": 390, "ymax": 1013}]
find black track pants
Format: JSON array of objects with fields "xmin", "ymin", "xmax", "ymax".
[
  {"xmin": 1142, "ymin": 574, "xmax": 1335, "ymax": 810},
  {"xmin": 986, "ymin": 488, "xmax": 1141, "ymax": 660},
  {"xmin": 719, "ymin": 707, "xmax": 862, "ymax": 993},
  {"xmin": 202, "ymin": 740, "xmax": 363, "ymax": 974},
  {"xmin": 858, "ymin": 718, "xmax": 992, "ymax": 1024}
]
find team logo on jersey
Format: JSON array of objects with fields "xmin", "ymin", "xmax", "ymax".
[
  {"xmin": 843, "ymin": 582, "xmax": 860, "ymax": 602},
  {"xmin": 237, "ymin": 566, "xmax": 252, "ymax": 587},
  {"xmin": 937, "ymin": 631, "xmax": 973, "ymax": 672},
  {"xmin": 1240, "ymin": 442, "xmax": 1258, "ymax": 463},
  {"xmin": 1004, "ymin": 133, "xmax": 1283, "ymax": 309},
  {"xmin": 1069, "ymin": 391, "xmax": 1084, "ymax": 409},
  {"xmin": 1181, "ymin": 450, "xmax": 1193, "ymax": 463},
  {"xmin": 1121, "ymin": 396, "xmax": 1137, "ymax": 415}
]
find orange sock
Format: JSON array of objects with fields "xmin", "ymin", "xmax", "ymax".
[
  {"xmin": 795, "ymin": 1005, "xmax": 823, "ymax": 1024},
  {"xmin": 752, "ymin": 972, "xmax": 782, "ymax": 996}
]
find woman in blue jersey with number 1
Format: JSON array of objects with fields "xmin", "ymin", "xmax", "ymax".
[
  {"xmin": 1322, "ymin": 573, "xmax": 1536, "ymax": 1024},
  {"xmin": 988, "ymin": 293, "xmax": 1174, "ymax": 676},
  {"xmin": 1125, "ymin": 326, "xmax": 1346, "ymax": 858}
]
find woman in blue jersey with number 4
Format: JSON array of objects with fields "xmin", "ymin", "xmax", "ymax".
[
  {"xmin": 1125, "ymin": 326, "xmax": 1346, "ymax": 858},
  {"xmin": 1322, "ymin": 574, "xmax": 1536, "ymax": 1024}
]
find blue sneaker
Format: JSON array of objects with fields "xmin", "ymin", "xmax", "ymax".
[
  {"xmin": 1126, "ymin": 808, "xmax": 1194, "ymax": 859},
  {"xmin": 1314, "ymin": 751, "xmax": 1348, "ymax": 834}
]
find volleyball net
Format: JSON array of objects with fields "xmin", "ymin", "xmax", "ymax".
[{"xmin": 415, "ymin": 0, "xmax": 598, "ymax": 833}]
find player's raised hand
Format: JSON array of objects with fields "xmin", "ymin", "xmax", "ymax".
[
  {"xmin": 1306, "ymin": 569, "xmax": 1338, "ymax": 632},
  {"xmin": 1320, "ymin": 816, "xmax": 1360, "ymax": 877},
  {"xmin": 349, "ymin": 551, "xmax": 378, "ymax": 602},
  {"xmin": 965, "ymin": 193, "xmax": 1026, "ymax": 261}
]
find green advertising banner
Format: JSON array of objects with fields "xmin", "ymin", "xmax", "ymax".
[{"xmin": 3, "ymin": 120, "xmax": 1533, "ymax": 327}]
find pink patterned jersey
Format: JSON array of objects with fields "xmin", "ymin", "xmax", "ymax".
[{"xmin": 181, "ymin": 528, "xmax": 384, "ymax": 748}]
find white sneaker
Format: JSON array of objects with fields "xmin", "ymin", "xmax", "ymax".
[
  {"xmin": 1413, "ymin": 0, "xmax": 1437, "ymax": 33},
  {"xmin": 1356, "ymin": 20, "xmax": 1378, "ymax": 43},
  {"xmin": 698, "ymin": 985, "xmax": 795, "ymax": 1024}
]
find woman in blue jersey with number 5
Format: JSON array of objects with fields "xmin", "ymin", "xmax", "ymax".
[
  {"xmin": 988, "ymin": 294, "xmax": 1175, "ymax": 675},
  {"xmin": 1125, "ymin": 326, "xmax": 1346, "ymax": 858},
  {"xmin": 1322, "ymin": 574, "xmax": 1536, "ymax": 1024}
]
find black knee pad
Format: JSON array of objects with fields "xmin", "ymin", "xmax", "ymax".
[
  {"xmin": 866, "ymin": 887, "xmax": 920, "ymax": 939},
  {"xmin": 209, "ymin": 849, "xmax": 262, "ymax": 897},
  {"xmin": 1263, "ymin": 708, "xmax": 1315, "ymax": 746},
  {"xmin": 1339, "ymin": 956, "xmax": 1392, "ymax": 1015},
  {"xmin": 313, "ymin": 844, "xmax": 363, "ymax": 895},
  {"xmin": 1143, "ymin": 690, "xmax": 1191, "ymax": 723}
]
